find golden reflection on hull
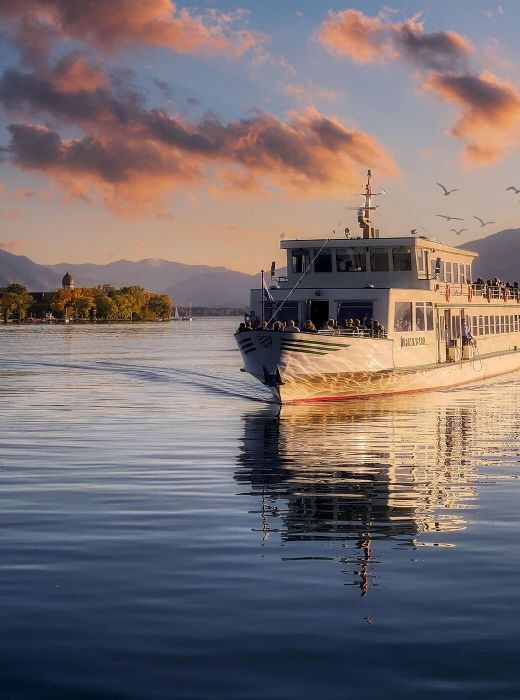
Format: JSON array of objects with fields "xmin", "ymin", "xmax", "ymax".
[
  {"xmin": 276, "ymin": 350, "xmax": 520, "ymax": 402},
  {"xmin": 235, "ymin": 387, "xmax": 519, "ymax": 595}
]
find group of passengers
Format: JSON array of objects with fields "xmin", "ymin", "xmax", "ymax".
[
  {"xmin": 475, "ymin": 277, "xmax": 519, "ymax": 294},
  {"xmin": 236, "ymin": 316, "xmax": 385, "ymax": 336}
]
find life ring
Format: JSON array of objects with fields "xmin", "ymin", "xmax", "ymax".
[
  {"xmin": 445, "ymin": 284, "xmax": 451, "ymax": 302},
  {"xmin": 503, "ymin": 287, "xmax": 508, "ymax": 303},
  {"xmin": 467, "ymin": 285, "xmax": 473, "ymax": 302}
]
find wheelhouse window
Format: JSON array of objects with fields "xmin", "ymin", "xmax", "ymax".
[
  {"xmin": 415, "ymin": 302, "xmax": 426, "ymax": 331},
  {"xmin": 292, "ymin": 249, "xmax": 309, "ymax": 274},
  {"xmin": 484, "ymin": 315, "xmax": 490, "ymax": 335},
  {"xmin": 416, "ymin": 248, "xmax": 425, "ymax": 274},
  {"xmin": 336, "ymin": 247, "xmax": 366, "ymax": 272},
  {"xmin": 490, "ymin": 316, "xmax": 495, "ymax": 334},
  {"xmin": 426, "ymin": 302, "xmax": 434, "ymax": 331},
  {"xmin": 466, "ymin": 265, "xmax": 471, "ymax": 283},
  {"xmin": 392, "ymin": 247, "xmax": 412, "ymax": 271},
  {"xmin": 314, "ymin": 248, "xmax": 332, "ymax": 273},
  {"xmin": 459, "ymin": 264, "xmax": 466, "ymax": 284},
  {"xmin": 370, "ymin": 248, "xmax": 389, "ymax": 272},
  {"xmin": 452, "ymin": 315, "xmax": 461, "ymax": 340},
  {"xmin": 453, "ymin": 264, "xmax": 459, "ymax": 284},
  {"xmin": 394, "ymin": 302, "xmax": 412, "ymax": 332},
  {"xmin": 432, "ymin": 258, "xmax": 444, "ymax": 281},
  {"xmin": 445, "ymin": 262, "xmax": 452, "ymax": 283}
]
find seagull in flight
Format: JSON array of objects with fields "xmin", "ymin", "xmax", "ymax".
[
  {"xmin": 450, "ymin": 228, "xmax": 467, "ymax": 236},
  {"xmin": 437, "ymin": 182, "xmax": 459, "ymax": 196},
  {"xmin": 436, "ymin": 214, "xmax": 464, "ymax": 221},
  {"xmin": 506, "ymin": 186, "xmax": 520, "ymax": 194},
  {"xmin": 473, "ymin": 216, "xmax": 495, "ymax": 227}
]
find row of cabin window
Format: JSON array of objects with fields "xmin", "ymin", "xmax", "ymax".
[
  {"xmin": 292, "ymin": 247, "xmax": 412, "ymax": 274},
  {"xmin": 416, "ymin": 249, "xmax": 472, "ymax": 282},
  {"xmin": 467, "ymin": 314, "xmax": 520, "ymax": 337},
  {"xmin": 431, "ymin": 258, "xmax": 471, "ymax": 284},
  {"xmin": 394, "ymin": 301, "xmax": 434, "ymax": 332}
]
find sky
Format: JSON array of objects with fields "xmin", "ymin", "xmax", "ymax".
[{"xmin": 0, "ymin": 0, "xmax": 519, "ymax": 273}]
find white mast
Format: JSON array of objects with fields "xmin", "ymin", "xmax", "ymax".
[{"xmin": 353, "ymin": 169, "xmax": 384, "ymax": 239}]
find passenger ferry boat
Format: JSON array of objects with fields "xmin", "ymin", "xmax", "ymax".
[{"xmin": 235, "ymin": 170, "xmax": 520, "ymax": 403}]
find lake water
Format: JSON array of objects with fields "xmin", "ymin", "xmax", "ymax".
[{"xmin": 1, "ymin": 318, "xmax": 520, "ymax": 699}]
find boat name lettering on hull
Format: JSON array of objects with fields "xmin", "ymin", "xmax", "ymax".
[{"xmin": 401, "ymin": 336, "xmax": 426, "ymax": 347}]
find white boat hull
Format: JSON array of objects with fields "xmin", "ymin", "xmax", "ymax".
[{"xmin": 236, "ymin": 330, "xmax": 520, "ymax": 403}]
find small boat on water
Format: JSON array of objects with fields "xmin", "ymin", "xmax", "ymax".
[
  {"xmin": 182, "ymin": 303, "xmax": 192, "ymax": 322},
  {"xmin": 172, "ymin": 306, "xmax": 181, "ymax": 320},
  {"xmin": 235, "ymin": 169, "xmax": 520, "ymax": 404}
]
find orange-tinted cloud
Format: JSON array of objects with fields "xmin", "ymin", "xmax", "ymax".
[
  {"xmin": 0, "ymin": 0, "xmax": 265, "ymax": 57},
  {"xmin": 3, "ymin": 105, "xmax": 397, "ymax": 216},
  {"xmin": 0, "ymin": 41, "xmax": 397, "ymax": 215},
  {"xmin": 317, "ymin": 9, "xmax": 520, "ymax": 165},
  {"xmin": 422, "ymin": 71, "xmax": 520, "ymax": 163},
  {"xmin": 318, "ymin": 10, "xmax": 473, "ymax": 70},
  {"xmin": 51, "ymin": 55, "xmax": 109, "ymax": 92}
]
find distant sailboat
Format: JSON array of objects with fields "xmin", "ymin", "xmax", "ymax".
[
  {"xmin": 182, "ymin": 303, "xmax": 192, "ymax": 322},
  {"xmin": 172, "ymin": 306, "xmax": 181, "ymax": 320}
]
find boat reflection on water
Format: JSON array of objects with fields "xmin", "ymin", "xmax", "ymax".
[{"xmin": 235, "ymin": 389, "xmax": 511, "ymax": 595}]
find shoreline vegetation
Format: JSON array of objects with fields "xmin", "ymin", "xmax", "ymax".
[
  {"xmin": 0, "ymin": 283, "xmax": 247, "ymax": 323},
  {"xmin": 1, "ymin": 283, "xmax": 172, "ymax": 323}
]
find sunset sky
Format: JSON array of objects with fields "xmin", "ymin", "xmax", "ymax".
[{"xmin": 1, "ymin": 0, "xmax": 519, "ymax": 273}]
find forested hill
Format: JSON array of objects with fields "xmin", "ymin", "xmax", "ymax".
[{"xmin": 459, "ymin": 228, "xmax": 520, "ymax": 281}]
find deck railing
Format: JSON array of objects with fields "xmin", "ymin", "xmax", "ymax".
[
  {"xmin": 471, "ymin": 284, "xmax": 520, "ymax": 301},
  {"xmin": 437, "ymin": 283, "xmax": 520, "ymax": 301},
  {"xmin": 318, "ymin": 329, "xmax": 387, "ymax": 338}
]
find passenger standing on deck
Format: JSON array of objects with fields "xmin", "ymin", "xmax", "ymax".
[{"xmin": 461, "ymin": 320, "xmax": 472, "ymax": 345}]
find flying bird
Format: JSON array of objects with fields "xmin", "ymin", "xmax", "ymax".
[
  {"xmin": 436, "ymin": 214, "xmax": 464, "ymax": 221},
  {"xmin": 506, "ymin": 186, "xmax": 520, "ymax": 194},
  {"xmin": 473, "ymin": 216, "xmax": 495, "ymax": 227},
  {"xmin": 450, "ymin": 228, "xmax": 467, "ymax": 236},
  {"xmin": 436, "ymin": 182, "xmax": 459, "ymax": 196}
]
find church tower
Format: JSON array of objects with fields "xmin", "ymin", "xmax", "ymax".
[{"xmin": 62, "ymin": 271, "xmax": 75, "ymax": 290}]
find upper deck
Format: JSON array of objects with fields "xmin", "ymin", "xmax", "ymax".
[{"xmin": 280, "ymin": 235, "xmax": 478, "ymax": 290}]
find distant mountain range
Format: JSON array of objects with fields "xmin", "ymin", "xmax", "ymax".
[
  {"xmin": 459, "ymin": 228, "xmax": 520, "ymax": 282},
  {"xmin": 1, "ymin": 227, "xmax": 519, "ymax": 305},
  {"xmin": 0, "ymin": 250, "xmax": 258, "ymax": 307}
]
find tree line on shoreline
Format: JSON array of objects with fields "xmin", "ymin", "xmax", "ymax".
[{"xmin": 0, "ymin": 283, "xmax": 172, "ymax": 323}]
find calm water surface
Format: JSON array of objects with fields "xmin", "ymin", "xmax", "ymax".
[{"xmin": 1, "ymin": 319, "xmax": 520, "ymax": 699}]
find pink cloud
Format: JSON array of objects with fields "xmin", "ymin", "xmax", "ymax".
[
  {"xmin": 318, "ymin": 10, "xmax": 473, "ymax": 71},
  {"xmin": 2, "ymin": 90, "xmax": 398, "ymax": 215},
  {"xmin": 0, "ymin": 0, "xmax": 266, "ymax": 57},
  {"xmin": 422, "ymin": 71, "xmax": 520, "ymax": 164}
]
